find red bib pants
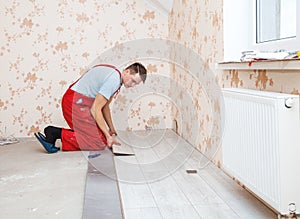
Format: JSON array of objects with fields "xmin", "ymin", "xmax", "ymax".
[
  {"xmin": 61, "ymin": 88, "xmax": 107, "ymax": 151},
  {"xmin": 60, "ymin": 64, "xmax": 121, "ymax": 151}
]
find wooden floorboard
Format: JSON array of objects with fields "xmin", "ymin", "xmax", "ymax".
[
  {"xmin": 82, "ymin": 129, "xmax": 276, "ymax": 219},
  {"xmin": 114, "ymin": 129, "xmax": 277, "ymax": 219}
]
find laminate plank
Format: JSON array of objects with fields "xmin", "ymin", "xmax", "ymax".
[
  {"xmin": 147, "ymin": 176, "xmax": 191, "ymax": 206},
  {"xmin": 185, "ymin": 152, "xmax": 276, "ymax": 218},
  {"xmin": 123, "ymin": 207, "xmax": 162, "ymax": 219},
  {"xmin": 150, "ymin": 136, "xmax": 237, "ymax": 216},
  {"xmin": 131, "ymin": 146, "xmax": 161, "ymax": 164},
  {"xmin": 113, "ymin": 135, "xmax": 135, "ymax": 156},
  {"xmin": 151, "ymin": 135, "xmax": 199, "ymax": 180},
  {"xmin": 114, "ymin": 157, "xmax": 157, "ymax": 209},
  {"xmin": 197, "ymin": 165, "xmax": 276, "ymax": 219},
  {"xmin": 193, "ymin": 204, "xmax": 240, "ymax": 219},
  {"xmin": 158, "ymin": 204, "xmax": 202, "ymax": 219},
  {"xmin": 126, "ymin": 130, "xmax": 153, "ymax": 148},
  {"xmin": 151, "ymin": 131, "xmax": 275, "ymax": 218},
  {"xmin": 120, "ymin": 137, "xmax": 196, "ymax": 212},
  {"xmin": 170, "ymin": 168, "xmax": 225, "ymax": 206},
  {"xmin": 114, "ymin": 130, "xmax": 277, "ymax": 219},
  {"xmin": 119, "ymin": 130, "xmax": 171, "ymax": 183},
  {"xmin": 117, "ymin": 182, "xmax": 157, "ymax": 209},
  {"xmin": 114, "ymin": 156, "xmax": 145, "ymax": 183}
]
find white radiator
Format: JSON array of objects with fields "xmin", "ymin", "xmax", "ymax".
[{"xmin": 222, "ymin": 88, "xmax": 300, "ymax": 216}]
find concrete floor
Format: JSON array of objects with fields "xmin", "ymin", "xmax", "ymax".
[{"xmin": 0, "ymin": 138, "xmax": 88, "ymax": 219}]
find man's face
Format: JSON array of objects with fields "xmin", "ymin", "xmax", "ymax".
[{"xmin": 122, "ymin": 70, "xmax": 143, "ymax": 88}]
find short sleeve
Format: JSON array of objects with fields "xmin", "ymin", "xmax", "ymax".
[{"xmin": 98, "ymin": 75, "xmax": 120, "ymax": 100}]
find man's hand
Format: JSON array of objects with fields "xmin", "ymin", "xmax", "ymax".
[{"xmin": 107, "ymin": 135, "xmax": 121, "ymax": 148}]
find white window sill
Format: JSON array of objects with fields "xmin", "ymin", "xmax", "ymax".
[{"xmin": 216, "ymin": 58, "xmax": 300, "ymax": 70}]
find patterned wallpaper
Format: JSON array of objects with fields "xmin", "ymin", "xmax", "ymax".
[
  {"xmin": 2, "ymin": 0, "xmax": 300, "ymax": 170},
  {"xmin": 222, "ymin": 69, "xmax": 300, "ymax": 96},
  {"xmin": 0, "ymin": 0, "xmax": 169, "ymax": 137},
  {"xmin": 168, "ymin": 0, "xmax": 224, "ymax": 166},
  {"xmin": 168, "ymin": 0, "xmax": 300, "ymax": 167}
]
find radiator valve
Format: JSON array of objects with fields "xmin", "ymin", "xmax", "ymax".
[{"xmin": 285, "ymin": 98, "xmax": 294, "ymax": 108}]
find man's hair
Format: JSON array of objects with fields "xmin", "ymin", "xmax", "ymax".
[{"xmin": 125, "ymin": 62, "xmax": 147, "ymax": 83}]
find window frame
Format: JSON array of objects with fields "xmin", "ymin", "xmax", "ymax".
[
  {"xmin": 250, "ymin": 0, "xmax": 300, "ymax": 52},
  {"xmin": 223, "ymin": 0, "xmax": 300, "ymax": 61}
]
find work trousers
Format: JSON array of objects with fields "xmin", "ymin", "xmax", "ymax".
[{"xmin": 61, "ymin": 88, "xmax": 107, "ymax": 151}]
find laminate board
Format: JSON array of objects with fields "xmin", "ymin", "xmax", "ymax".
[
  {"xmin": 131, "ymin": 146, "xmax": 161, "ymax": 164},
  {"xmin": 170, "ymin": 168, "xmax": 225, "ymax": 205},
  {"xmin": 117, "ymin": 135, "xmax": 192, "ymax": 208},
  {"xmin": 114, "ymin": 157, "xmax": 157, "ymax": 209},
  {"xmin": 112, "ymin": 145, "xmax": 135, "ymax": 156},
  {"xmin": 197, "ymin": 165, "xmax": 276, "ymax": 218},
  {"xmin": 114, "ymin": 156, "xmax": 145, "ymax": 183},
  {"xmin": 125, "ymin": 130, "xmax": 153, "ymax": 148},
  {"xmin": 113, "ymin": 135, "xmax": 135, "ymax": 156},
  {"xmin": 151, "ymin": 136, "xmax": 199, "ymax": 178},
  {"xmin": 158, "ymin": 204, "xmax": 202, "ymax": 219},
  {"xmin": 123, "ymin": 207, "xmax": 162, "ymax": 219},
  {"xmin": 193, "ymin": 204, "xmax": 240, "ymax": 219},
  {"xmin": 147, "ymin": 176, "xmax": 191, "ymax": 206},
  {"xmin": 114, "ymin": 146, "xmax": 168, "ymax": 183},
  {"xmin": 183, "ymin": 145, "xmax": 276, "ymax": 218},
  {"xmin": 149, "ymin": 137, "xmax": 233, "ymax": 207},
  {"xmin": 114, "ymin": 130, "xmax": 277, "ymax": 219},
  {"xmin": 137, "ymin": 159, "xmax": 173, "ymax": 183},
  {"xmin": 119, "ymin": 130, "xmax": 173, "ymax": 183},
  {"xmin": 117, "ymin": 182, "xmax": 157, "ymax": 209},
  {"xmin": 185, "ymin": 153, "xmax": 276, "ymax": 218}
]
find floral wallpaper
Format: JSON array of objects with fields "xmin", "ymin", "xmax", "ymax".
[
  {"xmin": 222, "ymin": 69, "xmax": 300, "ymax": 96},
  {"xmin": 0, "ymin": 0, "xmax": 169, "ymax": 137},
  {"xmin": 2, "ymin": 0, "xmax": 300, "ymax": 171},
  {"xmin": 168, "ymin": 0, "xmax": 224, "ymax": 166},
  {"xmin": 112, "ymin": 60, "xmax": 173, "ymax": 131},
  {"xmin": 168, "ymin": 0, "xmax": 300, "ymax": 168}
]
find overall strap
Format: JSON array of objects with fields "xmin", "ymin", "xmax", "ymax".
[
  {"xmin": 69, "ymin": 64, "xmax": 122, "ymax": 98},
  {"xmin": 92, "ymin": 64, "xmax": 122, "ymax": 78}
]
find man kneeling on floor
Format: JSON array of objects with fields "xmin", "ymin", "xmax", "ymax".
[{"xmin": 35, "ymin": 62, "xmax": 147, "ymax": 153}]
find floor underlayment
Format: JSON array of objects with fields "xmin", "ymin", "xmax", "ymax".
[
  {"xmin": 82, "ymin": 149, "xmax": 122, "ymax": 219},
  {"xmin": 0, "ymin": 129, "xmax": 277, "ymax": 218}
]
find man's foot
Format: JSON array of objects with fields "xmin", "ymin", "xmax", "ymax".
[
  {"xmin": 37, "ymin": 132, "xmax": 46, "ymax": 141},
  {"xmin": 34, "ymin": 132, "xmax": 60, "ymax": 153},
  {"xmin": 44, "ymin": 126, "xmax": 62, "ymax": 144},
  {"xmin": 37, "ymin": 132, "xmax": 61, "ymax": 150}
]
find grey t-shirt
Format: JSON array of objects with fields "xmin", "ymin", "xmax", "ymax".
[{"xmin": 71, "ymin": 66, "xmax": 122, "ymax": 100}]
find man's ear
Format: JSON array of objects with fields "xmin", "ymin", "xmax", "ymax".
[{"xmin": 124, "ymin": 69, "xmax": 130, "ymax": 75}]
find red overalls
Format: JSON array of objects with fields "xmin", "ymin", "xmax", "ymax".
[{"xmin": 61, "ymin": 64, "xmax": 121, "ymax": 151}]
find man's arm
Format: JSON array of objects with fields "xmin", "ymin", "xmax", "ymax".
[
  {"xmin": 102, "ymin": 96, "xmax": 117, "ymax": 135},
  {"xmin": 90, "ymin": 94, "xmax": 120, "ymax": 148}
]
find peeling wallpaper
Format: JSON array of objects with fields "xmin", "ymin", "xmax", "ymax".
[{"xmin": 0, "ymin": 0, "xmax": 169, "ymax": 137}]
